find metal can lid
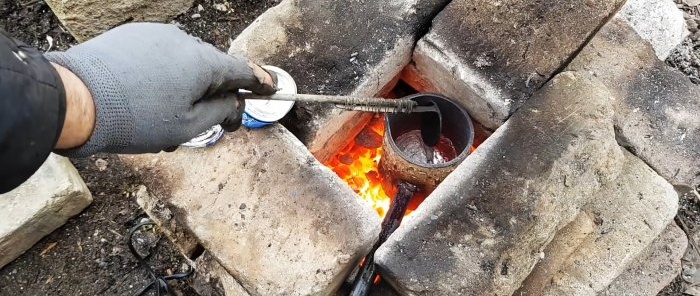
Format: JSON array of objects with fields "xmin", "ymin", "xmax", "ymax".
[{"xmin": 244, "ymin": 65, "xmax": 297, "ymax": 123}]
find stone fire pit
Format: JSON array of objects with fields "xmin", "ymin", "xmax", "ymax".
[{"xmin": 118, "ymin": 0, "xmax": 698, "ymax": 295}]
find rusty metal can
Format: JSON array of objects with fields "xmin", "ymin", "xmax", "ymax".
[{"xmin": 242, "ymin": 65, "xmax": 297, "ymax": 128}]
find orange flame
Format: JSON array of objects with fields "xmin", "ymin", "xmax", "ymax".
[{"xmin": 325, "ymin": 116, "xmax": 395, "ymax": 218}]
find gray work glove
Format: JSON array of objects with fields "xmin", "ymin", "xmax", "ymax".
[{"xmin": 47, "ymin": 23, "xmax": 276, "ymax": 157}]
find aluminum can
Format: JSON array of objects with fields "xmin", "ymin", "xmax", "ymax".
[
  {"xmin": 242, "ymin": 65, "xmax": 297, "ymax": 128},
  {"xmin": 181, "ymin": 124, "xmax": 225, "ymax": 148}
]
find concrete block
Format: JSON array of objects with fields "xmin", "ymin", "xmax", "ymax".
[
  {"xmin": 229, "ymin": 0, "xmax": 451, "ymax": 161},
  {"xmin": 616, "ymin": 0, "xmax": 689, "ymax": 60},
  {"xmin": 374, "ymin": 71, "xmax": 624, "ymax": 296},
  {"xmin": 538, "ymin": 151, "xmax": 679, "ymax": 295},
  {"xmin": 411, "ymin": 0, "xmax": 626, "ymax": 129},
  {"xmin": 121, "ymin": 124, "xmax": 381, "ymax": 296},
  {"xmin": 46, "ymin": 0, "xmax": 194, "ymax": 41},
  {"xmin": 190, "ymin": 252, "xmax": 251, "ymax": 296},
  {"xmin": 602, "ymin": 222, "xmax": 687, "ymax": 296},
  {"xmin": 515, "ymin": 212, "xmax": 596, "ymax": 296},
  {"xmin": 0, "ymin": 154, "xmax": 92, "ymax": 269},
  {"xmin": 567, "ymin": 19, "xmax": 700, "ymax": 193}
]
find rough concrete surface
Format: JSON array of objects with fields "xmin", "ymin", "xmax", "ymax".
[
  {"xmin": 45, "ymin": 0, "xmax": 193, "ymax": 41},
  {"xmin": 617, "ymin": 0, "xmax": 689, "ymax": 60},
  {"xmin": 190, "ymin": 252, "xmax": 251, "ymax": 296},
  {"xmin": 411, "ymin": 0, "xmax": 625, "ymax": 129},
  {"xmin": 0, "ymin": 154, "xmax": 92, "ymax": 269},
  {"xmin": 538, "ymin": 150, "xmax": 679, "ymax": 295},
  {"xmin": 229, "ymin": 0, "xmax": 451, "ymax": 161},
  {"xmin": 602, "ymin": 222, "xmax": 687, "ymax": 296},
  {"xmin": 375, "ymin": 71, "xmax": 624, "ymax": 296},
  {"xmin": 121, "ymin": 124, "xmax": 381, "ymax": 296},
  {"xmin": 137, "ymin": 185, "xmax": 250, "ymax": 296},
  {"xmin": 515, "ymin": 212, "xmax": 596, "ymax": 296},
  {"xmin": 567, "ymin": 19, "xmax": 700, "ymax": 193}
]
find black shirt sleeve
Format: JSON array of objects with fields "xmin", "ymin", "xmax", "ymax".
[{"xmin": 0, "ymin": 29, "xmax": 67, "ymax": 194}]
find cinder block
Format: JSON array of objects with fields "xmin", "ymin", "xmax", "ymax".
[
  {"xmin": 538, "ymin": 151, "xmax": 678, "ymax": 295},
  {"xmin": 374, "ymin": 72, "xmax": 625, "ymax": 295},
  {"xmin": 0, "ymin": 154, "xmax": 92, "ymax": 269},
  {"xmin": 229, "ymin": 0, "xmax": 451, "ymax": 161},
  {"xmin": 45, "ymin": 0, "xmax": 193, "ymax": 41},
  {"xmin": 602, "ymin": 223, "xmax": 687, "ymax": 296},
  {"xmin": 411, "ymin": 0, "xmax": 626, "ymax": 129},
  {"xmin": 567, "ymin": 19, "xmax": 700, "ymax": 193},
  {"xmin": 616, "ymin": 0, "xmax": 689, "ymax": 60},
  {"xmin": 122, "ymin": 125, "xmax": 381, "ymax": 296}
]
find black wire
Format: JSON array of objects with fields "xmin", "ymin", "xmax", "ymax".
[{"xmin": 127, "ymin": 220, "xmax": 193, "ymax": 296}]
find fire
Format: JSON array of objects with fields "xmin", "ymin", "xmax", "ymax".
[{"xmin": 325, "ymin": 116, "xmax": 395, "ymax": 218}]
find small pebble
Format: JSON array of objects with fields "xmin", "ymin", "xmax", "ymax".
[
  {"xmin": 213, "ymin": 3, "xmax": 228, "ymax": 12},
  {"xmin": 197, "ymin": 4, "xmax": 204, "ymax": 11},
  {"xmin": 191, "ymin": 13, "xmax": 201, "ymax": 19}
]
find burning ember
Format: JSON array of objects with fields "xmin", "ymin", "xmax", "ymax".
[{"xmin": 325, "ymin": 116, "xmax": 396, "ymax": 218}]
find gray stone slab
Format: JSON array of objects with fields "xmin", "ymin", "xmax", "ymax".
[
  {"xmin": 374, "ymin": 71, "xmax": 625, "ymax": 296},
  {"xmin": 616, "ymin": 0, "xmax": 689, "ymax": 60},
  {"xmin": 602, "ymin": 223, "xmax": 687, "ymax": 296},
  {"xmin": 538, "ymin": 150, "xmax": 678, "ymax": 295},
  {"xmin": 190, "ymin": 252, "xmax": 251, "ymax": 296},
  {"xmin": 46, "ymin": 0, "xmax": 193, "ymax": 41},
  {"xmin": 121, "ymin": 124, "xmax": 381, "ymax": 296},
  {"xmin": 0, "ymin": 154, "xmax": 92, "ymax": 269},
  {"xmin": 515, "ymin": 212, "xmax": 597, "ymax": 296},
  {"xmin": 411, "ymin": 0, "xmax": 626, "ymax": 129},
  {"xmin": 229, "ymin": 0, "xmax": 451, "ymax": 161},
  {"xmin": 567, "ymin": 19, "xmax": 700, "ymax": 193}
]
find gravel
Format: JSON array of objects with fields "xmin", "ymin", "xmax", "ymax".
[{"xmin": 666, "ymin": 0, "xmax": 700, "ymax": 84}]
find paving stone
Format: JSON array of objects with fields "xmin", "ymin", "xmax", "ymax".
[
  {"xmin": 136, "ymin": 185, "xmax": 249, "ymax": 295},
  {"xmin": 617, "ymin": 0, "xmax": 689, "ymax": 59},
  {"xmin": 190, "ymin": 252, "xmax": 251, "ymax": 296},
  {"xmin": 515, "ymin": 212, "xmax": 596, "ymax": 296},
  {"xmin": 45, "ymin": 0, "xmax": 193, "ymax": 41},
  {"xmin": 374, "ymin": 71, "xmax": 625, "ymax": 296},
  {"xmin": 410, "ymin": 0, "xmax": 626, "ymax": 129},
  {"xmin": 134, "ymin": 185, "xmax": 200, "ymax": 258},
  {"xmin": 567, "ymin": 19, "xmax": 700, "ymax": 193},
  {"xmin": 121, "ymin": 124, "xmax": 381, "ymax": 296},
  {"xmin": 0, "ymin": 154, "xmax": 92, "ymax": 269},
  {"xmin": 229, "ymin": 0, "xmax": 451, "ymax": 161},
  {"xmin": 602, "ymin": 222, "xmax": 687, "ymax": 296},
  {"xmin": 537, "ymin": 150, "xmax": 678, "ymax": 295}
]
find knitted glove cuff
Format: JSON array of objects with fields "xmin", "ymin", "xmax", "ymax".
[{"xmin": 47, "ymin": 52, "xmax": 134, "ymax": 158}]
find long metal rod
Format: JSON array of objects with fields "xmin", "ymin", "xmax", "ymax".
[
  {"xmin": 349, "ymin": 181, "xmax": 417, "ymax": 296},
  {"xmin": 239, "ymin": 93, "xmax": 419, "ymax": 113}
]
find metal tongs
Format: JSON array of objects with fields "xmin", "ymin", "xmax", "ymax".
[
  {"xmin": 239, "ymin": 93, "xmax": 437, "ymax": 114},
  {"xmin": 240, "ymin": 93, "xmax": 443, "ymax": 146}
]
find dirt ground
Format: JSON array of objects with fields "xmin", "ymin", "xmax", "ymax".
[
  {"xmin": 0, "ymin": 0, "xmax": 277, "ymax": 295},
  {"xmin": 666, "ymin": 0, "xmax": 700, "ymax": 84}
]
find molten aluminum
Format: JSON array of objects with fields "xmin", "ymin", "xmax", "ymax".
[{"xmin": 393, "ymin": 130, "xmax": 457, "ymax": 165}]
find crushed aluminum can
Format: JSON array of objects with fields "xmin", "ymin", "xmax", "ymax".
[
  {"xmin": 242, "ymin": 65, "xmax": 297, "ymax": 128},
  {"xmin": 181, "ymin": 65, "xmax": 294, "ymax": 148},
  {"xmin": 181, "ymin": 124, "xmax": 225, "ymax": 148}
]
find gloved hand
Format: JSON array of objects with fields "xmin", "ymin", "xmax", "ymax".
[{"xmin": 47, "ymin": 23, "xmax": 276, "ymax": 157}]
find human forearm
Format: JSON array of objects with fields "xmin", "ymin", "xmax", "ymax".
[{"xmin": 52, "ymin": 63, "xmax": 95, "ymax": 149}]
